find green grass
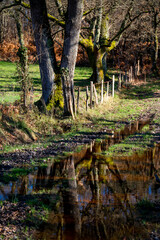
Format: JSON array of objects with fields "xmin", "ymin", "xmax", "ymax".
[
  {"xmin": 0, "ymin": 61, "xmax": 41, "ymax": 103},
  {"xmin": 1, "ymin": 168, "xmax": 32, "ymax": 184},
  {"xmin": 0, "ymin": 61, "xmax": 118, "ymax": 107},
  {"xmin": 0, "ymin": 62, "xmax": 93, "ymax": 104},
  {"xmin": 103, "ymin": 130, "xmax": 155, "ymax": 157},
  {"xmin": 1, "ymin": 61, "xmax": 160, "ymax": 159},
  {"xmin": 121, "ymin": 80, "xmax": 160, "ymax": 99},
  {"xmin": 74, "ymin": 67, "xmax": 92, "ymax": 87}
]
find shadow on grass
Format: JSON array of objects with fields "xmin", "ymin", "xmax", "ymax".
[{"xmin": 121, "ymin": 81, "xmax": 160, "ymax": 99}]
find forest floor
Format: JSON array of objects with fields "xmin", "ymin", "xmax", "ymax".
[{"xmin": 0, "ymin": 63, "xmax": 160, "ymax": 239}]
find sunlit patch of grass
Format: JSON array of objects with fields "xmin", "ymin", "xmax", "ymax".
[
  {"xmin": 120, "ymin": 79, "xmax": 160, "ymax": 100},
  {"xmin": 0, "ymin": 61, "xmax": 41, "ymax": 103},
  {"xmin": 103, "ymin": 130, "xmax": 154, "ymax": 157},
  {"xmin": 74, "ymin": 67, "xmax": 92, "ymax": 87}
]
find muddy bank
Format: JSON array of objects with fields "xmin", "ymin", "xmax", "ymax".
[
  {"xmin": 1, "ymin": 200, "xmax": 160, "ymax": 240},
  {"xmin": 0, "ymin": 130, "xmax": 111, "ymax": 167},
  {"xmin": 0, "ymin": 197, "xmax": 51, "ymax": 240}
]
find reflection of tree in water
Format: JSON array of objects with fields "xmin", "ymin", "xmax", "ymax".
[
  {"xmin": 18, "ymin": 176, "xmax": 29, "ymax": 195},
  {"xmin": 27, "ymin": 121, "xmax": 160, "ymax": 239},
  {"xmin": 61, "ymin": 157, "xmax": 81, "ymax": 240},
  {"xmin": 34, "ymin": 157, "xmax": 81, "ymax": 240},
  {"xmin": 34, "ymin": 154, "xmax": 143, "ymax": 239},
  {"xmin": 35, "ymin": 166, "xmax": 48, "ymax": 191},
  {"xmin": 77, "ymin": 144, "xmax": 137, "ymax": 240}
]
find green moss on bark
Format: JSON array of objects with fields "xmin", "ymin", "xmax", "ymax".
[{"xmin": 46, "ymin": 74, "xmax": 63, "ymax": 112}]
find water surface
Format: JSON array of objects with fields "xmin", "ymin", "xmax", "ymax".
[{"xmin": 0, "ymin": 119, "xmax": 160, "ymax": 239}]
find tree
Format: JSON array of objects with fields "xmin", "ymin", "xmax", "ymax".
[
  {"xmin": 0, "ymin": 0, "xmax": 83, "ymax": 117},
  {"xmin": 29, "ymin": 0, "xmax": 83, "ymax": 117},
  {"xmin": 29, "ymin": 0, "xmax": 58, "ymax": 112},
  {"xmin": 0, "ymin": 11, "xmax": 4, "ymax": 43},
  {"xmin": 61, "ymin": 0, "xmax": 83, "ymax": 117},
  {"xmin": 15, "ymin": 9, "xmax": 30, "ymax": 108},
  {"xmin": 79, "ymin": 0, "xmax": 148, "ymax": 83},
  {"xmin": 146, "ymin": 0, "xmax": 160, "ymax": 74}
]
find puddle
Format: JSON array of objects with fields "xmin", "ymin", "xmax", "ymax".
[{"xmin": 0, "ymin": 118, "xmax": 160, "ymax": 239}]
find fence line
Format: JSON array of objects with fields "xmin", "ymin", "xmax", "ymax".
[
  {"xmin": 75, "ymin": 76, "xmax": 115, "ymax": 112},
  {"xmin": 75, "ymin": 61, "xmax": 147, "ymax": 113},
  {"xmin": 118, "ymin": 60, "xmax": 147, "ymax": 86}
]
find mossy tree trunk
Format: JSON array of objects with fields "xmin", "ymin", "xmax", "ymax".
[
  {"xmin": 15, "ymin": 9, "xmax": 30, "ymax": 108},
  {"xmin": 79, "ymin": 0, "xmax": 143, "ymax": 83},
  {"xmin": 92, "ymin": 47, "xmax": 106, "ymax": 83},
  {"xmin": 80, "ymin": 7, "xmax": 111, "ymax": 83},
  {"xmin": 61, "ymin": 0, "xmax": 83, "ymax": 118},
  {"xmin": 80, "ymin": 40, "xmax": 110, "ymax": 83}
]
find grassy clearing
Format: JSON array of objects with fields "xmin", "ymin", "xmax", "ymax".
[
  {"xmin": 0, "ymin": 61, "xmax": 92, "ymax": 103},
  {"xmin": 0, "ymin": 61, "xmax": 41, "ymax": 103}
]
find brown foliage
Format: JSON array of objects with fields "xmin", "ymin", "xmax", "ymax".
[{"xmin": 0, "ymin": 38, "xmax": 88, "ymax": 65}]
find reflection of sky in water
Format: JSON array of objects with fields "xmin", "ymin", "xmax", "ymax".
[
  {"xmin": 148, "ymin": 185, "xmax": 152, "ymax": 195},
  {"xmin": 1, "ymin": 168, "xmax": 160, "ymax": 203}
]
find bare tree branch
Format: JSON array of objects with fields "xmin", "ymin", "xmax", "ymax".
[
  {"xmin": 110, "ymin": 11, "xmax": 149, "ymax": 43},
  {"xmin": 54, "ymin": 0, "xmax": 65, "ymax": 19},
  {"xmin": 0, "ymin": 2, "xmax": 19, "ymax": 13}
]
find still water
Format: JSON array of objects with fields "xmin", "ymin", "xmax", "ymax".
[{"xmin": 0, "ymin": 119, "xmax": 160, "ymax": 239}]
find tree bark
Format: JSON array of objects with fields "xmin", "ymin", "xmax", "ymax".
[
  {"xmin": 61, "ymin": 0, "xmax": 83, "ymax": 118},
  {"xmin": 151, "ymin": 11, "xmax": 159, "ymax": 74},
  {"xmin": 15, "ymin": 10, "xmax": 30, "ymax": 108},
  {"xmin": 29, "ymin": 0, "xmax": 57, "ymax": 105},
  {"xmin": 0, "ymin": 12, "xmax": 4, "ymax": 43}
]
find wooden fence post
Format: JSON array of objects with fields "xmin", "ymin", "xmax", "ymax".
[
  {"xmin": 128, "ymin": 69, "xmax": 131, "ymax": 82},
  {"xmin": 137, "ymin": 59, "xmax": 140, "ymax": 75},
  {"xmin": 90, "ymin": 81, "xmax": 93, "ymax": 109},
  {"xmin": 101, "ymin": 80, "xmax": 104, "ymax": 103},
  {"xmin": 122, "ymin": 74, "xmax": 124, "ymax": 84},
  {"xmin": 131, "ymin": 66, "xmax": 133, "ymax": 82},
  {"xmin": 77, "ymin": 87, "xmax": 80, "ymax": 114},
  {"xmin": 112, "ymin": 75, "xmax": 115, "ymax": 98},
  {"xmin": 125, "ymin": 71, "xmax": 127, "ymax": 83},
  {"xmin": 93, "ymin": 84, "xmax": 98, "ymax": 105},
  {"xmin": 118, "ymin": 73, "xmax": 121, "ymax": 90},
  {"xmin": 86, "ymin": 86, "xmax": 89, "ymax": 111},
  {"xmin": 107, "ymin": 81, "xmax": 109, "ymax": 99},
  {"xmin": 29, "ymin": 86, "xmax": 34, "ymax": 110}
]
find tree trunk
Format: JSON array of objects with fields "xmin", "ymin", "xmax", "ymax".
[
  {"xmin": 151, "ymin": 11, "xmax": 159, "ymax": 75},
  {"xmin": 0, "ymin": 12, "xmax": 4, "ymax": 43},
  {"xmin": 29, "ymin": 0, "xmax": 57, "ymax": 105},
  {"xmin": 61, "ymin": 0, "xmax": 83, "ymax": 118},
  {"xmin": 93, "ymin": 47, "xmax": 107, "ymax": 83},
  {"xmin": 83, "ymin": 44, "xmax": 106, "ymax": 83},
  {"xmin": 15, "ymin": 10, "xmax": 30, "ymax": 108}
]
